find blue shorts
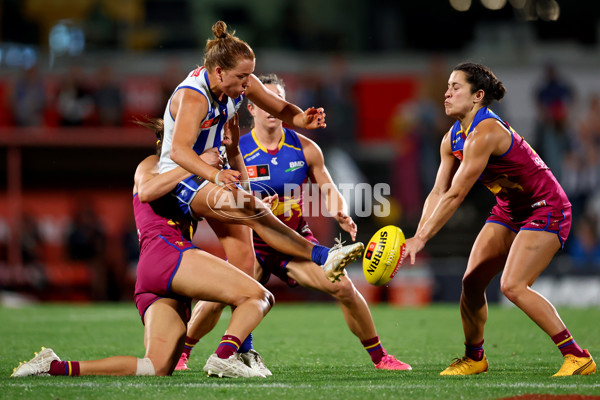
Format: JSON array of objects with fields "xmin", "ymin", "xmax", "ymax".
[{"xmin": 173, "ymin": 175, "xmax": 209, "ymax": 219}]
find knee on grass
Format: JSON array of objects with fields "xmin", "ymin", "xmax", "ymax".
[{"xmin": 136, "ymin": 358, "xmax": 157, "ymax": 376}]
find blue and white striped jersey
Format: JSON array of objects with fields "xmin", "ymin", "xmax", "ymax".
[{"xmin": 159, "ymin": 66, "xmax": 245, "ymax": 173}]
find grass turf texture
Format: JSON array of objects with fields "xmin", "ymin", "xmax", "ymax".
[{"xmin": 1, "ymin": 303, "xmax": 599, "ymax": 400}]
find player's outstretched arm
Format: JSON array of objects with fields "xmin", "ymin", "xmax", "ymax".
[{"xmin": 245, "ymin": 74, "xmax": 326, "ymax": 130}]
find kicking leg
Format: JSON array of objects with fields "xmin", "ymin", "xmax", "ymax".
[
  {"xmin": 287, "ymin": 259, "xmax": 410, "ymax": 370},
  {"xmin": 191, "ymin": 184, "xmax": 364, "ymax": 281}
]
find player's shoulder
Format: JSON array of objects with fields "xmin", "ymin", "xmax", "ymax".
[
  {"xmin": 239, "ymin": 130, "xmax": 258, "ymax": 153},
  {"xmin": 239, "ymin": 130, "xmax": 254, "ymax": 145},
  {"xmin": 294, "ymin": 130, "xmax": 317, "ymax": 150}
]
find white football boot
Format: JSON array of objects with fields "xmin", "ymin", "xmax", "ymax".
[
  {"xmin": 322, "ymin": 238, "xmax": 364, "ymax": 282},
  {"xmin": 203, "ymin": 353, "xmax": 266, "ymax": 378},
  {"xmin": 240, "ymin": 349, "xmax": 272, "ymax": 377},
  {"xmin": 11, "ymin": 347, "xmax": 60, "ymax": 377}
]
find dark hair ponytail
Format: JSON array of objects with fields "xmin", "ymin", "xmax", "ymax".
[
  {"xmin": 134, "ymin": 117, "xmax": 165, "ymax": 156},
  {"xmin": 453, "ymin": 62, "xmax": 506, "ymax": 106}
]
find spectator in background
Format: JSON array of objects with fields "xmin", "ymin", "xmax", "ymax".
[
  {"xmin": 534, "ymin": 62, "xmax": 575, "ymax": 180},
  {"xmin": 568, "ymin": 216, "xmax": 600, "ymax": 272},
  {"xmin": 11, "ymin": 65, "xmax": 46, "ymax": 126},
  {"xmin": 66, "ymin": 203, "xmax": 107, "ymax": 300},
  {"xmin": 93, "ymin": 65, "xmax": 123, "ymax": 126},
  {"xmin": 56, "ymin": 65, "xmax": 94, "ymax": 126},
  {"xmin": 561, "ymin": 94, "xmax": 600, "ymax": 221}
]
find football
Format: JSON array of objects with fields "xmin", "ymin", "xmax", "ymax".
[{"xmin": 362, "ymin": 225, "xmax": 407, "ymax": 286}]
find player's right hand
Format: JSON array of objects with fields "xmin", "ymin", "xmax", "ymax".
[{"xmin": 199, "ymin": 147, "xmax": 223, "ymax": 169}]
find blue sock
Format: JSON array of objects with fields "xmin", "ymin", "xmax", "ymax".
[
  {"xmin": 238, "ymin": 332, "xmax": 253, "ymax": 353},
  {"xmin": 311, "ymin": 245, "xmax": 330, "ymax": 266}
]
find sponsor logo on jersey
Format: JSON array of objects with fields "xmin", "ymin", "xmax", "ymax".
[
  {"xmin": 246, "ymin": 164, "xmax": 270, "ymax": 181},
  {"xmin": 200, "ymin": 116, "xmax": 220, "ymax": 129},
  {"xmin": 452, "ymin": 150, "xmax": 463, "ymax": 161},
  {"xmin": 285, "ymin": 160, "xmax": 305, "ymax": 172},
  {"xmin": 271, "ymin": 157, "xmax": 278, "ymax": 165}
]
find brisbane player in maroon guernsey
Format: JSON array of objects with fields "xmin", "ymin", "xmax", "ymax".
[{"xmin": 405, "ymin": 63, "xmax": 595, "ymax": 377}]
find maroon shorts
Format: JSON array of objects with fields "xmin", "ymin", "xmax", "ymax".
[
  {"xmin": 486, "ymin": 205, "xmax": 572, "ymax": 248},
  {"xmin": 254, "ymin": 219, "xmax": 318, "ymax": 287},
  {"xmin": 134, "ymin": 234, "xmax": 195, "ymax": 324}
]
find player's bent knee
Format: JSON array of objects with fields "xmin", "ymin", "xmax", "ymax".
[
  {"xmin": 263, "ymin": 288, "xmax": 275, "ymax": 310},
  {"xmin": 500, "ymin": 280, "xmax": 524, "ymax": 303},
  {"xmin": 136, "ymin": 357, "xmax": 156, "ymax": 376},
  {"xmin": 325, "ymin": 277, "xmax": 355, "ymax": 300}
]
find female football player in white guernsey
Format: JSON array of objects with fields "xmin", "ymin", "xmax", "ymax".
[
  {"xmin": 178, "ymin": 75, "xmax": 412, "ymax": 372},
  {"xmin": 159, "ymin": 20, "xmax": 363, "ymax": 287}
]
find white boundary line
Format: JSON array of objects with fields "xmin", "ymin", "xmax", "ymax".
[{"xmin": 5, "ymin": 382, "xmax": 600, "ymax": 390}]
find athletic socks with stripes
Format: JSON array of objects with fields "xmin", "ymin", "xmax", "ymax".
[
  {"xmin": 181, "ymin": 336, "xmax": 199, "ymax": 359},
  {"xmin": 552, "ymin": 329, "xmax": 586, "ymax": 358},
  {"xmin": 49, "ymin": 360, "xmax": 80, "ymax": 376},
  {"xmin": 465, "ymin": 340, "xmax": 485, "ymax": 361},
  {"xmin": 361, "ymin": 336, "xmax": 386, "ymax": 364},
  {"xmin": 216, "ymin": 335, "xmax": 242, "ymax": 359}
]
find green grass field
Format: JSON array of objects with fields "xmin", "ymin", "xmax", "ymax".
[{"xmin": 1, "ymin": 302, "xmax": 598, "ymax": 400}]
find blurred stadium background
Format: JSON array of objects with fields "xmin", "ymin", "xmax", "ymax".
[{"xmin": 1, "ymin": 0, "xmax": 599, "ymax": 307}]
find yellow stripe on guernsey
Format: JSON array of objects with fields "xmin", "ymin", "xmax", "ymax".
[
  {"xmin": 364, "ymin": 341, "xmax": 381, "ymax": 350},
  {"xmin": 244, "ymin": 129, "xmax": 301, "ymax": 159},
  {"xmin": 557, "ymin": 336, "xmax": 574, "ymax": 347}
]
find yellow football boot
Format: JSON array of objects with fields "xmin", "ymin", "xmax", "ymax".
[
  {"xmin": 553, "ymin": 350, "xmax": 596, "ymax": 377},
  {"xmin": 440, "ymin": 354, "xmax": 488, "ymax": 376}
]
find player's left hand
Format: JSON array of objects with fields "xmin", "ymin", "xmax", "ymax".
[
  {"xmin": 295, "ymin": 107, "xmax": 326, "ymax": 129},
  {"xmin": 335, "ymin": 211, "xmax": 357, "ymax": 241}
]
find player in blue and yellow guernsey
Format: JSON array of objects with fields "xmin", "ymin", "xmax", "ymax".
[
  {"xmin": 180, "ymin": 74, "xmax": 412, "ymax": 371},
  {"xmin": 405, "ymin": 63, "xmax": 595, "ymax": 377}
]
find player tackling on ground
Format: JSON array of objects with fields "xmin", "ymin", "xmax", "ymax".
[
  {"xmin": 11, "ymin": 125, "xmax": 274, "ymax": 378},
  {"xmin": 404, "ymin": 62, "xmax": 596, "ymax": 377}
]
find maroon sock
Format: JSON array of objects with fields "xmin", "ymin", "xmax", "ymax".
[
  {"xmin": 361, "ymin": 336, "xmax": 386, "ymax": 364},
  {"xmin": 182, "ymin": 336, "xmax": 199, "ymax": 357},
  {"xmin": 465, "ymin": 340, "xmax": 485, "ymax": 361},
  {"xmin": 215, "ymin": 335, "xmax": 242, "ymax": 359},
  {"xmin": 49, "ymin": 360, "xmax": 80, "ymax": 376},
  {"xmin": 552, "ymin": 329, "xmax": 586, "ymax": 357}
]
